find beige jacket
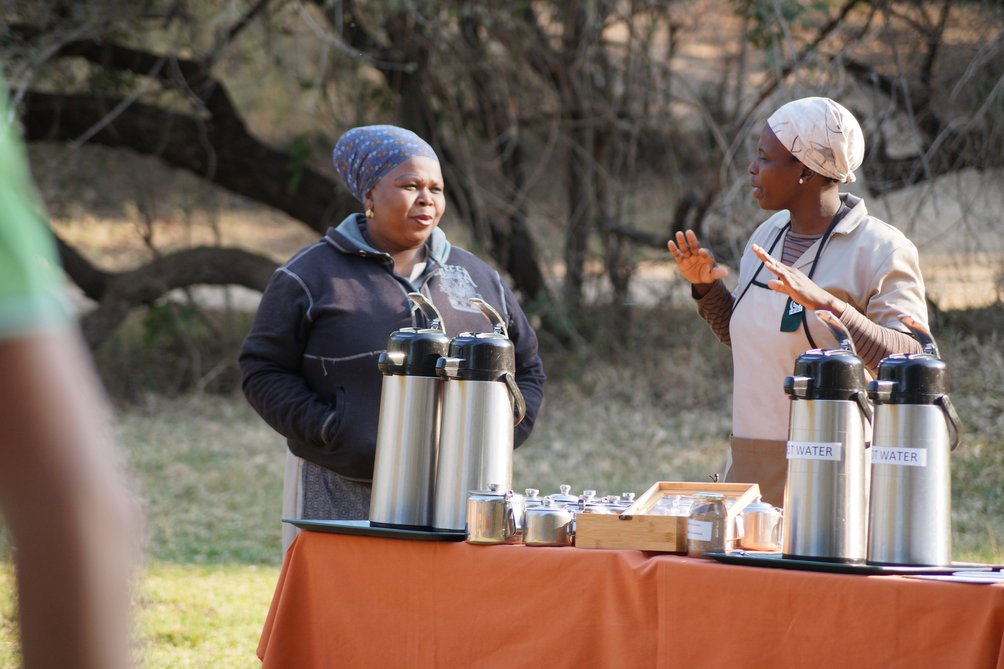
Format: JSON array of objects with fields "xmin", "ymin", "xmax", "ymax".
[{"xmin": 729, "ymin": 193, "xmax": 928, "ymax": 442}]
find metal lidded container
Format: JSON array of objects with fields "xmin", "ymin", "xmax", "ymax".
[
  {"xmin": 738, "ymin": 496, "xmax": 783, "ymax": 552},
  {"xmin": 466, "ymin": 483, "xmax": 517, "ymax": 545},
  {"xmin": 523, "ymin": 497, "xmax": 575, "ymax": 547},
  {"xmin": 432, "ymin": 298, "xmax": 526, "ymax": 531},
  {"xmin": 782, "ymin": 310, "xmax": 872, "ymax": 563},
  {"xmin": 867, "ymin": 314, "xmax": 961, "ymax": 566},
  {"xmin": 369, "ymin": 293, "xmax": 450, "ymax": 529},
  {"xmin": 548, "ymin": 484, "xmax": 579, "ymax": 507}
]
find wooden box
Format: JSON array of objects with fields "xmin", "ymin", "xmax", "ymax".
[{"xmin": 574, "ymin": 481, "xmax": 761, "ymax": 552}]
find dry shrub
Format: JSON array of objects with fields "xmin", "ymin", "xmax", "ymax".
[{"xmin": 515, "ymin": 303, "xmax": 734, "ymax": 496}]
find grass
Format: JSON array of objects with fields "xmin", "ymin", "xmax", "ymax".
[
  {"xmin": 0, "ymin": 562, "xmax": 279, "ymax": 669},
  {"xmin": 132, "ymin": 563, "xmax": 279, "ymax": 669},
  {"xmin": 1, "ymin": 303, "xmax": 1003, "ymax": 666},
  {"xmin": 116, "ymin": 394, "xmax": 284, "ymax": 565}
]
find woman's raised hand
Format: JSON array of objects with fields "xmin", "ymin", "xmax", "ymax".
[
  {"xmin": 667, "ymin": 230, "xmax": 729, "ymax": 286},
  {"xmin": 751, "ymin": 243, "xmax": 844, "ymax": 314}
]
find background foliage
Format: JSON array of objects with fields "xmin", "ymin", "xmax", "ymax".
[{"xmin": 2, "ymin": 0, "xmax": 1002, "ymax": 346}]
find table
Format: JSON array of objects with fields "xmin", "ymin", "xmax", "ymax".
[{"xmin": 258, "ymin": 531, "xmax": 1004, "ymax": 668}]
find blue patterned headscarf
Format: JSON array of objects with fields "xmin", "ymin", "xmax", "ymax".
[{"xmin": 331, "ymin": 125, "xmax": 439, "ymax": 203}]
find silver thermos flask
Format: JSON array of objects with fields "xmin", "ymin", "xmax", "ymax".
[
  {"xmin": 431, "ymin": 298, "xmax": 527, "ymax": 532},
  {"xmin": 369, "ymin": 293, "xmax": 450, "ymax": 529},
  {"xmin": 782, "ymin": 310, "xmax": 872, "ymax": 563},
  {"xmin": 867, "ymin": 314, "xmax": 961, "ymax": 566}
]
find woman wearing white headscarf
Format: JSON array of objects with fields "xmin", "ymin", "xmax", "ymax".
[{"xmin": 667, "ymin": 97, "xmax": 928, "ymax": 506}]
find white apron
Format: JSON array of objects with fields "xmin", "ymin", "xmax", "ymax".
[{"xmin": 726, "ymin": 223, "xmax": 831, "ymax": 505}]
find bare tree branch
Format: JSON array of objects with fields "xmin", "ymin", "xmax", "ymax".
[
  {"xmin": 80, "ymin": 246, "xmax": 278, "ymax": 347},
  {"xmin": 203, "ymin": 0, "xmax": 274, "ymax": 71},
  {"xmin": 20, "ymin": 90, "xmax": 353, "ymax": 231}
]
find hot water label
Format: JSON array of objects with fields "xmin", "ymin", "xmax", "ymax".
[
  {"xmin": 871, "ymin": 446, "xmax": 928, "ymax": 467},
  {"xmin": 786, "ymin": 441, "xmax": 842, "ymax": 461},
  {"xmin": 687, "ymin": 520, "xmax": 712, "ymax": 542}
]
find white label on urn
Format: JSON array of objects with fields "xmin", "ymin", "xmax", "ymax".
[
  {"xmin": 786, "ymin": 441, "xmax": 842, "ymax": 461},
  {"xmin": 872, "ymin": 446, "xmax": 928, "ymax": 467},
  {"xmin": 688, "ymin": 519, "xmax": 712, "ymax": 541}
]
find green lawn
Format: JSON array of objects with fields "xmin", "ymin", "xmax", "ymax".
[
  {"xmin": 0, "ymin": 562, "xmax": 278, "ymax": 669},
  {"xmin": 133, "ymin": 563, "xmax": 279, "ymax": 669}
]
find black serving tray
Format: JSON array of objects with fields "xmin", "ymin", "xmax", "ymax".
[
  {"xmin": 705, "ymin": 551, "xmax": 993, "ymax": 576},
  {"xmin": 284, "ymin": 518, "xmax": 467, "ymax": 542}
]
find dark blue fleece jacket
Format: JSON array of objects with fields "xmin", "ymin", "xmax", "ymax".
[{"xmin": 239, "ymin": 214, "xmax": 546, "ymax": 480}]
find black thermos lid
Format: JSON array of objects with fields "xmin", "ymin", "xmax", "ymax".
[
  {"xmin": 439, "ymin": 332, "xmax": 515, "ymax": 381},
  {"xmin": 378, "ymin": 328, "xmax": 450, "ymax": 377},
  {"xmin": 869, "ymin": 354, "xmax": 949, "ymax": 405},
  {"xmin": 784, "ymin": 349, "xmax": 868, "ymax": 401}
]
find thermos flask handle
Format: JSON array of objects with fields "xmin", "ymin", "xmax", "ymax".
[
  {"xmin": 815, "ymin": 309, "xmax": 857, "ymax": 356},
  {"xmin": 470, "ymin": 297, "xmax": 509, "ymax": 339},
  {"xmin": 851, "ymin": 390, "xmax": 873, "ymax": 426},
  {"xmin": 408, "ymin": 292, "xmax": 446, "ymax": 333},
  {"xmin": 898, "ymin": 313, "xmax": 939, "ymax": 357},
  {"xmin": 502, "ymin": 371, "xmax": 526, "ymax": 427},
  {"xmin": 936, "ymin": 394, "xmax": 963, "ymax": 451}
]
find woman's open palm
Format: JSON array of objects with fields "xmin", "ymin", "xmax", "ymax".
[{"xmin": 667, "ymin": 230, "xmax": 729, "ymax": 285}]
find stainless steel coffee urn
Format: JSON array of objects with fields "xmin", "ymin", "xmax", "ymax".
[
  {"xmin": 369, "ymin": 293, "xmax": 450, "ymax": 529},
  {"xmin": 782, "ymin": 310, "xmax": 872, "ymax": 562},
  {"xmin": 431, "ymin": 298, "xmax": 527, "ymax": 531},
  {"xmin": 867, "ymin": 314, "xmax": 961, "ymax": 566}
]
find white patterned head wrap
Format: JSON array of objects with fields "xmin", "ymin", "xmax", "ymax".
[
  {"xmin": 767, "ymin": 97, "xmax": 864, "ymax": 183},
  {"xmin": 332, "ymin": 125, "xmax": 439, "ymax": 203}
]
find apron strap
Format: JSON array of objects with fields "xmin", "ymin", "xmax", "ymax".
[{"xmin": 798, "ymin": 203, "xmax": 851, "ymax": 349}]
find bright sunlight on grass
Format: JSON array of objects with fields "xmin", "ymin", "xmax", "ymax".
[
  {"xmin": 133, "ymin": 563, "xmax": 279, "ymax": 669},
  {"xmin": 0, "ymin": 562, "xmax": 279, "ymax": 669}
]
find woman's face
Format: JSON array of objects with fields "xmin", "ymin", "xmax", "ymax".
[
  {"xmin": 748, "ymin": 123, "xmax": 803, "ymax": 211},
  {"xmin": 364, "ymin": 156, "xmax": 446, "ymax": 253}
]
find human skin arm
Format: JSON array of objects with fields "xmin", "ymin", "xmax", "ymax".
[
  {"xmin": 0, "ymin": 330, "xmax": 138, "ymax": 669},
  {"xmin": 667, "ymin": 229, "xmax": 734, "ymax": 345},
  {"xmin": 666, "ymin": 230, "xmax": 729, "ymax": 298},
  {"xmin": 751, "ymin": 242, "xmax": 846, "ymax": 313},
  {"xmin": 751, "ymin": 241, "xmax": 924, "ymax": 368}
]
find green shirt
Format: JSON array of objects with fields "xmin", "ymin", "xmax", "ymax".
[{"xmin": 0, "ymin": 83, "xmax": 69, "ymax": 339}]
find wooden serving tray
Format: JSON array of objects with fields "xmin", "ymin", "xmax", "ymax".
[{"xmin": 575, "ymin": 481, "xmax": 760, "ymax": 552}]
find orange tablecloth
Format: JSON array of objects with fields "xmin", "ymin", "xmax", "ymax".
[{"xmin": 258, "ymin": 530, "xmax": 1004, "ymax": 668}]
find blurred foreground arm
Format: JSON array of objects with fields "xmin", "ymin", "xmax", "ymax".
[
  {"xmin": 0, "ymin": 331, "xmax": 138, "ymax": 669},
  {"xmin": 0, "ymin": 75, "xmax": 138, "ymax": 669}
]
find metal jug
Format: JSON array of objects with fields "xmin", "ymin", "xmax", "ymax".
[
  {"xmin": 431, "ymin": 298, "xmax": 527, "ymax": 531},
  {"xmin": 369, "ymin": 293, "xmax": 450, "ymax": 529},
  {"xmin": 738, "ymin": 496, "xmax": 783, "ymax": 552},
  {"xmin": 465, "ymin": 483, "xmax": 518, "ymax": 545},
  {"xmin": 867, "ymin": 314, "xmax": 961, "ymax": 566},
  {"xmin": 523, "ymin": 497, "xmax": 575, "ymax": 547},
  {"xmin": 782, "ymin": 310, "xmax": 872, "ymax": 563}
]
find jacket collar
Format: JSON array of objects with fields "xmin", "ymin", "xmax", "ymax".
[{"xmin": 325, "ymin": 213, "xmax": 452, "ymax": 264}]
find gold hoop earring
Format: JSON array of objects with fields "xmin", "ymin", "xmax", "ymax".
[{"xmin": 365, "ymin": 208, "xmax": 375, "ymax": 219}]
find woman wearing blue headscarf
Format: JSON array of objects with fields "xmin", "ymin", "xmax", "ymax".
[{"xmin": 240, "ymin": 126, "xmax": 546, "ymax": 551}]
